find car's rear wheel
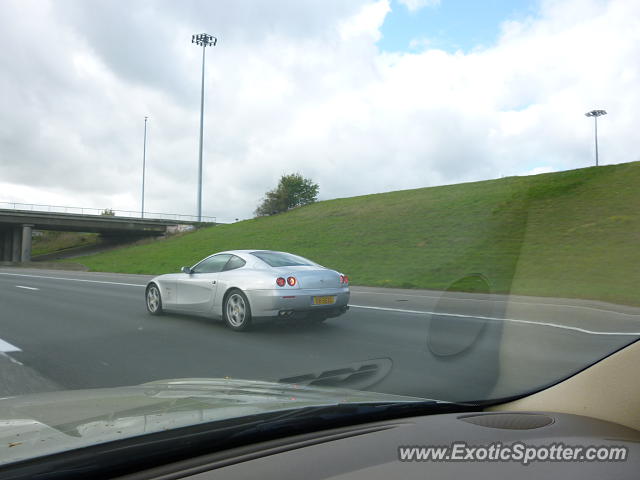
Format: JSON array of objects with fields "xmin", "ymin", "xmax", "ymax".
[
  {"xmin": 146, "ymin": 283, "xmax": 163, "ymax": 315},
  {"xmin": 224, "ymin": 289, "xmax": 252, "ymax": 331}
]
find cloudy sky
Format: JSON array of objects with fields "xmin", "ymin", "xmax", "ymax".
[{"xmin": 0, "ymin": 0, "xmax": 638, "ymax": 221}]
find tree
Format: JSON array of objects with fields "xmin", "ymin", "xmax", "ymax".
[{"xmin": 255, "ymin": 173, "xmax": 319, "ymax": 216}]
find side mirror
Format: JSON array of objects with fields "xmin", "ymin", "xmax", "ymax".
[{"xmin": 181, "ymin": 266, "xmax": 193, "ymax": 274}]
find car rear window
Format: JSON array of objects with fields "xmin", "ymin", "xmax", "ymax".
[{"xmin": 251, "ymin": 251, "xmax": 314, "ymax": 267}]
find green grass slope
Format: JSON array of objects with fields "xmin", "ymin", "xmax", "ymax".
[
  {"xmin": 70, "ymin": 162, "xmax": 640, "ymax": 305},
  {"xmin": 32, "ymin": 231, "xmax": 100, "ymax": 257}
]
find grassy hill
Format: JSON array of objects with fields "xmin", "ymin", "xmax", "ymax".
[{"xmin": 68, "ymin": 161, "xmax": 640, "ymax": 305}]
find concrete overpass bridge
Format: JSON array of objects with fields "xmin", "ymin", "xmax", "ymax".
[{"xmin": 0, "ymin": 207, "xmax": 214, "ymax": 263}]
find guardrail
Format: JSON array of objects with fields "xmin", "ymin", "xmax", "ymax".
[{"xmin": 0, "ymin": 201, "xmax": 217, "ymax": 223}]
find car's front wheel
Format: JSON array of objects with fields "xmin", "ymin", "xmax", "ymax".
[
  {"xmin": 224, "ymin": 289, "xmax": 252, "ymax": 331},
  {"xmin": 146, "ymin": 283, "xmax": 163, "ymax": 315}
]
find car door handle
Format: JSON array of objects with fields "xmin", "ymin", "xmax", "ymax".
[{"xmin": 212, "ymin": 281, "xmax": 216, "ymax": 285}]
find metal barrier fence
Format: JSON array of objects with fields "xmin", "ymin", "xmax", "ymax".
[{"xmin": 0, "ymin": 201, "xmax": 217, "ymax": 223}]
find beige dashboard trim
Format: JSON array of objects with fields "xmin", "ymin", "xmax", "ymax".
[{"xmin": 488, "ymin": 340, "xmax": 640, "ymax": 431}]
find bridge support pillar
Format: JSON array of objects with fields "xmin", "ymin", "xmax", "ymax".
[
  {"xmin": 0, "ymin": 230, "xmax": 11, "ymax": 261},
  {"xmin": 11, "ymin": 227, "xmax": 22, "ymax": 262},
  {"xmin": 21, "ymin": 224, "xmax": 34, "ymax": 262}
]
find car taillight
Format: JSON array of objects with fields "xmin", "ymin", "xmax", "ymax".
[
  {"xmin": 287, "ymin": 276, "xmax": 297, "ymax": 286},
  {"xmin": 340, "ymin": 275, "xmax": 349, "ymax": 285},
  {"xmin": 276, "ymin": 277, "xmax": 286, "ymax": 287}
]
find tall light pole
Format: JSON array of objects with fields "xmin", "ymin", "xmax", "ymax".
[
  {"xmin": 141, "ymin": 116, "xmax": 148, "ymax": 218},
  {"xmin": 585, "ymin": 109, "xmax": 607, "ymax": 166},
  {"xmin": 192, "ymin": 32, "xmax": 217, "ymax": 222}
]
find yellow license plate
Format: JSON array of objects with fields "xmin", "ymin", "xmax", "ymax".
[{"xmin": 313, "ymin": 296, "xmax": 336, "ymax": 305}]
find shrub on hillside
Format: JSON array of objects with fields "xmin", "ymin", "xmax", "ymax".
[{"xmin": 255, "ymin": 173, "xmax": 319, "ymax": 216}]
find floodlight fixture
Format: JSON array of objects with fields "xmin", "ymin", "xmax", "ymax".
[{"xmin": 192, "ymin": 33, "xmax": 217, "ymax": 47}]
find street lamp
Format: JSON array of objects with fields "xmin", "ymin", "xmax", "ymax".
[
  {"xmin": 141, "ymin": 116, "xmax": 148, "ymax": 218},
  {"xmin": 192, "ymin": 32, "xmax": 217, "ymax": 222},
  {"xmin": 585, "ymin": 109, "xmax": 607, "ymax": 166}
]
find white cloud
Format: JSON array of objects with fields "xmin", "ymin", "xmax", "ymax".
[
  {"xmin": 0, "ymin": 0, "xmax": 639, "ymax": 221},
  {"xmin": 338, "ymin": 0, "xmax": 390, "ymax": 41},
  {"xmin": 397, "ymin": 0, "xmax": 441, "ymax": 13}
]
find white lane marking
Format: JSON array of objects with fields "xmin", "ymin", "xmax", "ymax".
[
  {"xmin": 15, "ymin": 285, "xmax": 39, "ymax": 291},
  {"xmin": 350, "ymin": 304, "xmax": 436, "ymax": 315},
  {"xmin": 348, "ymin": 304, "xmax": 640, "ymax": 336},
  {"xmin": 0, "ymin": 338, "xmax": 21, "ymax": 353},
  {"xmin": 352, "ymin": 290, "xmax": 480, "ymax": 300},
  {"xmin": 0, "ymin": 272, "xmax": 145, "ymax": 288},
  {"xmin": 350, "ymin": 290, "xmax": 640, "ymax": 318}
]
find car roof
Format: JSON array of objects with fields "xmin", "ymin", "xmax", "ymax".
[
  {"xmin": 222, "ymin": 249, "xmax": 302, "ymax": 255},
  {"xmin": 225, "ymin": 249, "xmax": 266, "ymax": 253},
  {"xmin": 200, "ymin": 250, "xmax": 311, "ymax": 266},
  {"xmin": 207, "ymin": 250, "xmax": 278, "ymax": 262},
  {"xmin": 205, "ymin": 250, "xmax": 313, "ymax": 266},
  {"xmin": 217, "ymin": 249, "xmax": 275, "ymax": 255}
]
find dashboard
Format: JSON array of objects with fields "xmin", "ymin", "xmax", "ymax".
[{"xmin": 124, "ymin": 411, "xmax": 640, "ymax": 480}]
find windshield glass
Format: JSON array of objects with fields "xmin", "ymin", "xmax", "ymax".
[{"xmin": 0, "ymin": 0, "xmax": 638, "ymax": 468}]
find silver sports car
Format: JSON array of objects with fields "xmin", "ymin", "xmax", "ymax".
[{"xmin": 145, "ymin": 250, "xmax": 350, "ymax": 330}]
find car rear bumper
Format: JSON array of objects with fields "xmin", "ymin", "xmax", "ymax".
[{"xmin": 246, "ymin": 287, "xmax": 350, "ymax": 319}]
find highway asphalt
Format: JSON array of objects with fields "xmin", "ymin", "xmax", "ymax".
[{"xmin": 1, "ymin": 267, "xmax": 639, "ymax": 403}]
